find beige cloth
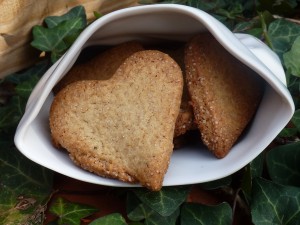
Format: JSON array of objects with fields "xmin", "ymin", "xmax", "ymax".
[{"xmin": 0, "ymin": 0, "xmax": 138, "ymax": 78}]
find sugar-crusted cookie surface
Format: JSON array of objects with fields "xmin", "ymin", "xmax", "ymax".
[
  {"xmin": 185, "ymin": 33, "xmax": 264, "ymax": 158},
  {"xmin": 53, "ymin": 41, "xmax": 144, "ymax": 94},
  {"xmin": 157, "ymin": 44, "xmax": 195, "ymax": 137},
  {"xmin": 50, "ymin": 50, "xmax": 183, "ymax": 191}
]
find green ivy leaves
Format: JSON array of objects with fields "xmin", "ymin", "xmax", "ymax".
[
  {"xmin": 268, "ymin": 19, "xmax": 300, "ymax": 59},
  {"xmin": 31, "ymin": 6, "xmax": 87, "ymax": 63},
  {"xmin": 133, "ymin": 186, "xmax": 190, "ymax": 216},
  {"xmin": 291, "ymin": 110, "xmax": 300, "ymax": 132},
  {"xmin": 0, "ymin": 146, "xmax": 53, "ymax": 225},
  {"xmin": 283, "ymin": 37, "xmax": 300, "ymax": 77},
  {"xmin": 251, "ymin": 178, "xmax": 300, "ymax": 225},
  {"xmin": 126, "ymin": 187, "xmax": 188, "ymax": 225},
  {"xmin": 257, "ymin": 0, "xmax": 298, "ymax": 16},
  {"xmin": 0, "ymin": 60, "xmax": 52, "ymax": 225},
  {"xmin": 1, "ymin": 2, "xmax": 300, "ymax": 225},
  {"xmin": 181, "ymin": 202, "xmax": 232, "ymax": 225},
  {"xmin": 0, "ymin": 61, "xmax": 48, "ymax": 133},
  {"xmin": 125, "ymin": 186, "xmax": 232, "ymax": 225},
  {"xmin": 253, "ymin": 138, "xmax": 300, "ymax": 225},
  {"xmin": 89, "ymin": 213, "xmax": 127, "ymax": 225},
  {"xmin": 49, "ymin": 197, "xmax": 98, "ymax": 225},
  {"xmin": 267, "ymin": 141, "xmax": 300, "ymax": 187},
  {"xmin": 0, "ymin": 6, "xmax": 89, "ymax": 223}
]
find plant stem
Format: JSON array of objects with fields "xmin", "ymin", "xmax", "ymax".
[{"xmin": 259, "ymin": 12, "xmax": 273, "ymax": 49}]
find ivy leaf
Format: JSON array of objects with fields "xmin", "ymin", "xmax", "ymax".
[
  {"xmin": 234, "ymin": 18, "xmax": 263, "ymax": 37},
  {"xmin": 45, "ymin": 5, "xmax": 87, "ymax": 28},
  {"xmin": 0, "ymin": 145, "xmax": 53, "ymax": 225},
  {"xmin": 215, "ymin": 2, "xmax": 243, "ymax": 20},
  {"xmin": 291, "ymin": 109, "xmax": 300, "ymax": 131},
  {"xmin": 128, "ymin": 201, "xmax": 179, "ymax": 225},
  {"xmin": 181, "ymin": 202, "xmax": 232, "ymax": 225},
  {"xmin": 0, "ymin": 63, "xmax": 47, "ymax": 132},
  {"xmin": 278, "ymin": 127, "xmax": 298, "ymax": 138},
  {"xmin": 133, "ymin": 186, "xmax": 190, "ymax": 216},
  {"xmin": 185, "ymin": 0, "xmax": 227, "ymax": 12},
  {"xmin": 266, "ymin": 141, "xmax": 300, "ymax": 187},
  {"xmin": 185, "ymin": 0, "xmax": 245, "ymax": 28},
  {"xmin": 251, "ymin": 178, "xmax": 300, "ymax": 225},
  {"xmin": 145, "ymin": 207, "xmax": 180, "ymax": 225},
  {"xmin": 15, "ymin": 74, "xmax": 40, "ymax": 100},
  {"xmin": 241, "ymin": 153, "xmax": 264, "ymax": 201},
  {"xmin": 128, "ymin": 222, "xmax": 143, "ymax": 225},
  {"xmin": 127, "ymin": 191, "xmax": 146, "ymax": 221},
  {"xmin": 257, "ymin": 0, "xmax": 297, "ymax": 16},
  {"xmin": 3, "ymin": 60, "xmax": 49, "ymax": 85},
  {"xmin": 49, "ymin": 197, "xmax": 98, "ymax": 225},
  {"xmin": 127, "ymin": 202, "xmax": 147, "ymax": 222},
  {"xmin": 126, "ymin": 191, "xmax": 180, "ymax": 224},
  {"xmin": 0, "ymin": 96, "xmax": 25, "ymax": 132},
  {"xmin": 93, "ymin": 11, "xmax": 103, "ymax": 19},
  {"xmin": 283, "ymin": 36, "xmax": 300, "ymax": 77},
  {"xmin": 89, "ymin": 213, "xmax": 127, "ymax": 225},
  {"xmin": 268, "ymin": 19, "xmax": 300, "ymax": 59},
  {"xmin": 251, "ymin": 153, "xmax": 265, "ymax": 178},
  {"xmin": 31, "ymin": 17, "xmax": 85, "ymax": 61},
  {"xmin": 31, "ymin": 6, "xmax": 87, "ymax": 63},
  {"xmin": 199, "ymin": 176, "xmax": 232, "ymax": 190},
  {"xmin": 0, "ymin": 61, "xmax": 52, "ymax": 225}
]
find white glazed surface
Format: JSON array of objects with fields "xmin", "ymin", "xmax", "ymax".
[{"xmin": 15, "ymin": 4, "xmax": 294, "ymax": 187}]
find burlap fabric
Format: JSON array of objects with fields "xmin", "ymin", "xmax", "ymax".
[{"xmin": 0, "ymin": 0, "xmax": 138, "ymax": 78}]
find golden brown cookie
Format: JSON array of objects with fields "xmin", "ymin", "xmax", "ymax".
[
  {"xmin": 174, "ymin": 104, "xmax": 195, "ymax": 137},
  {"xmin": 156, "ymin": 44, "xmax": 195, "ymax": 137},
  {"xmin": 185, "ymin": 33, "xmax": 264, "ymax": 158},
  {"xmin": 49, "ymin": 50, "xmax": 183, "ymax": 191},
  {"xmin": 53, "ymin": 41, "xmax": 144, "ymax": 94}
]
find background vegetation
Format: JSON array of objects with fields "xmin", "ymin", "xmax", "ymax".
[{"xmin": 1, "ymin": 0, "xmax": 300, "ymax": 224}]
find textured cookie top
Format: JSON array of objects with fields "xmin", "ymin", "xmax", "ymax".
[
  {"xmin": 53, "ymin": 41, "xmax": 144, "ymax": 94},
  {"xmin": 50, "ymin": 50, "xmax": 183, "ymax": 190},
  {"xmin": 185, "ymin": 33, "xmax": 264, "ymax": 158},
  {"xmin": 157, "ymin": 44, "xmax": 195, "ymax": 137}
]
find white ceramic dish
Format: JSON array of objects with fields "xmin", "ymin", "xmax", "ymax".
[{"xmin": 15, "ymin": 4, "xmax": 294, "ymax": 187}]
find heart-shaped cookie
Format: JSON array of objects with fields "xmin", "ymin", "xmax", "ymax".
[
  {"xmin": 53, "ymin": 41, "xmax": 144, "ymax": 94},
  {"xmin": 49, "ymin": 50, "xmax": 183, "ymax": 191}
]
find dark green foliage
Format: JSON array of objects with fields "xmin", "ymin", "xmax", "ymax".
[{"xmin": 2, "ymin": 2, "xmax": 300, "ymax": 225}]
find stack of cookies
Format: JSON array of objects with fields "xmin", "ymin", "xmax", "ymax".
[{"xmin": 49, "ymin": 33, "xmax": 264, "ymax": 191}]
